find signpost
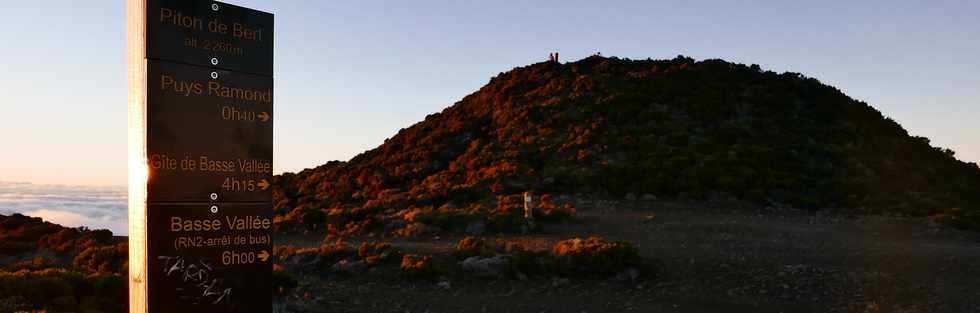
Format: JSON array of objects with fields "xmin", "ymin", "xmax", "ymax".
[{"xmin": 128, "ymin": 1, "xmax": 273, "ymax": 312}]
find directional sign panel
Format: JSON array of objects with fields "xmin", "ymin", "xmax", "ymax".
[
  {"xmin": 146, "ymin": 60, "xmax": 273, "ymax": 203},
  {"xmin": 147, "ymin": 203, "xmax": 272, "ymax": 313},
  {"xmin": 131, "ymin": 1, "xmax": 274, "ymax": 312},
  {"xmin": 147, "ymin": 0, "xmax": 273, "ymax": 75}
]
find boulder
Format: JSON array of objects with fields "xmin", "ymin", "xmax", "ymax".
[
  {"xmin": 437, "ymin": 281, "xmax": 452, "ymax": 290},
  {"xmin": 286, "ymin": 252, "xmax": 321, "ymax": 268},
  {"xmin": 459, "ymin": 255, "xmax": 509, "ymax": 277},
  {"xmin": 614, "ymin": 267, "xmax": 641, "ymax": 281},
  {"xmin": 330, "ymin": 259, "xmax": 367, "ymax": 274},
  {"xmin": 384, "ymin": 219, "xmax": 409, "ymax": 232},
  {"xmin": 465, "ymin": 220, "xmax": 487, "ymax": 236}
]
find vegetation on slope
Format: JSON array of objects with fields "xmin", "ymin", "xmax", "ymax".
[
  {"xmin": 273, "ymin": 55, "xmax": 980, "ymax": 234},
  {"xmin": 0, "ymin": 214, "xmax": 128, "ymax": 312}
]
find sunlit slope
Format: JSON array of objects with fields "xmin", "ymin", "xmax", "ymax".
[{"xmin": 273, "ymin": 56, "xmax": 980, "ymax": 232}]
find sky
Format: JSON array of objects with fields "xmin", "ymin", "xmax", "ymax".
[{"xmin": 0, "ymin": 1, "xmax": 978, "ymax": 232}]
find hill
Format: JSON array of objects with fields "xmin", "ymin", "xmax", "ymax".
[
  {"xmin": 0, "ymin": 214, "xmax": 127, "ymax": 312},
  {"xmin": 0, "ymin": 213, "xmax": 125, "ymax": 272},
  {"xmin": 273, "ymin": 55, "xmax": 980, "ymax": 234}
]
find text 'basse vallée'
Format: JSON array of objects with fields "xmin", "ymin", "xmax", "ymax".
[{"xmin": 170, "ymin": 216, "xmax": 271, "ymax": 232}]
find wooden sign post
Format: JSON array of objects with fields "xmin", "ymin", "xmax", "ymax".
[{"xmin": 128, "ymin": 1, "xmax": 274, "ymax": 312}]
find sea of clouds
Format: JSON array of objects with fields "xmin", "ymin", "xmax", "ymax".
[{"xmin": 0, "ymin": 181, "xmax": 128, "ymax": 235}]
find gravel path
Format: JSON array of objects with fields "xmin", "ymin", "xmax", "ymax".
[{"xmin": 278, "ymin": 201, "xmax": 980, "ymax": 313}]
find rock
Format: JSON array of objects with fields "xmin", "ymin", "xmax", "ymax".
[
  {"xmin": 551, "ymin": 278, "xmax": 570, "ymax": 287},
  {"xmin": 465, "ymin": 220, "xmax": 487, "ymax": 236},
  {"xmin": 643, "ymin": 214, "xmax": 656, "ymax": 222},
  {"xmin": 394, "ymin": 222, "xmax": 431, "ymax": 237},
  {"xmin": 614, "ymin": 267, "xmax": 640, "ymax": 281},
  {"xmin": 286, "ymin": 252, "xmax": 321, "ymax": 268},
  {"xmin": 285, "ymin": 303, "xmax": 304, "ymax": 313},
  {"xmin": 515, "ymin": 271, "xmax": 529, "ymax": 281},
  {"xmin": 437, "ymin": 281, "xmax": 451, "ymax": 290},
  {"xmin": 624, "ymin": 193, "xmax": 637, "ymax": 201},
  {"xmin": 641, "ymin": 194, "xmax": 658, "ymax": 201},
  {"xmin": 543, "ymin": 177, "xmax": 556, "ymax": 185},
  {"xmin": 330, "ymin": 259, "xmax": 367, "ymax": 274},
  {"xmin": 384, "ymin": 219, "xmax": 409, "ymax": 232},
  {"xmin": 438, "ymin": 201, "xmax": 460, "ymax": 211},
  {"xmin": 520, "ymin": 224, "xmax": 532, "ymax": 235},
  {"xmin": 460, "ymin": 255, "xmax": 509, "ymax": 277}
]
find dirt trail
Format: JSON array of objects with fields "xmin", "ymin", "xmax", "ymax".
[{"xmin": 281, "ymin": 201, "xmax": 980, "ymax": 313}]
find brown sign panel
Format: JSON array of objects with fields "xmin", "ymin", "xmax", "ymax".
[
  {"xmin": 147, "ymin": 0, "xmax": 274, "ymax": 76},
  {"xmin": 147, "ymin": 203, "xmax": 272, "ymax": 313},
  {"xmin": 146, "ymin": 59, "xmax": 273, "ymax": 203},
  {"xmin": 135, "ymin": 1, "xmax": 274, "ymax": 311}
]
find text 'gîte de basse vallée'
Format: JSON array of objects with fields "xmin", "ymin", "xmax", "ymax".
[{"xmin": 149, "ymin": 154, "xmax": 270, "ymax": 174}]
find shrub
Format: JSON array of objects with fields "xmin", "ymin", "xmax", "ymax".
[
  {"xmin": 299, "ymin": 207, "xmax": 327, "ymax": 231},
  {"xmin": 486, "ymin": 209, "xmax": 527, "ymax": 233},
  {"xmin": 550, "ymin": 237, "xmax": 641, "ymax": 275},
  {"xmin": 339, "ymin": 219, "xmax": 376, "ymax": 236},
  {"xmin": 453, "ymin": 236, "xmax": 494, "ymax": 260},
  {"xmin": 73, "ymin": 243, "xmax": 128, "ymax": 275},
  {"xmin": 400, "ymin": 254, "xmax": 437, "ymax": 278},
  {"xmin": 535, "ymin": 195, "xmax": 577, "ymax": 222},
  {"xmin": 37, "ymin": 228, "xmax": 80, "ymax": 254},
  {"xmin": 934, "ymin": 207, "xmax": 980, "ymax": 230},
  {"xmin": 318, "ymin": 238, "xmax": 354, "ymax": 262},
  {"xmin": 425, "ymin": 211, "xmax": 478, "ymax": 232},
  {"xmin": 4, "ymin": 258, "xmax": 59, "ymax": 272},
  {"xmin": 392, "ymin": 222, "xmax": 430, "ymax": 237},
  {"xmin": 453, "ymin": 236, "xmax": 644, "ymax": 279},
  {"xmin": 272, "ymin": 265, "xmax": 299, "ymax": 294},
  {"xmin": 0, "ymin": 270, "xmax": 126, "ymax": 313},
  {"xmin": 538, "ymin": 203, "xmax": 577, "ymax": 221},
  {"xmin": 504, "ymin": 249, "xmax": 551, "ymax": 276},
  {"xmin": 357, "ymin": 241, "xmax": 398, "ymax": 265}
]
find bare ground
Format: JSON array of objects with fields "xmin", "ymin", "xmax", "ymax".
[{"xmin": 276, "ymin": 201, "xmax": 980, "ymax": 313}]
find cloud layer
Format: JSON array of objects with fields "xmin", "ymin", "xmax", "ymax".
[{"xmin": 0, "ymin": 181, "xmax": 127, "ymax": 235}]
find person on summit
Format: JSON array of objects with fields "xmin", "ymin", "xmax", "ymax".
[{"xmin": 548, "ymin": 52, "xmax": 560, "ymax": 62}]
